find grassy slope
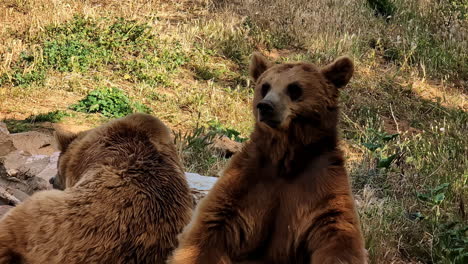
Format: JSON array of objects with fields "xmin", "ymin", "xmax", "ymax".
[{"xmin": 0, "ymin": 0, "xmax": 466, "ymax": 263}]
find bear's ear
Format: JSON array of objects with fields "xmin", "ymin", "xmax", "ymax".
[
  {"xmin": 54, "ymin": 130, "xmax": 78, "ymax": 152},
  {"xmin": 250, "ymin": 52, "xmax": 272, "ymax": 82},
  {"xmin": 321, "ymin": 56, "xmax": 354, "ymax": 88}
]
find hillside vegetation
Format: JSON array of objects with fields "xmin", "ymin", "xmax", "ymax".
[{"xmin": 0, "ymin": 0, "xmax": 466, "ymax": 263}]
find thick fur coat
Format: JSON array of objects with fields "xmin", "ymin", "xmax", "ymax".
[
  {"xmin": 0, "ymin": 113, "xmax": 192, "ymax": 264},
  {"xmin": 169, "ymin": 53, "xmax": 366, "ymax": 264}
]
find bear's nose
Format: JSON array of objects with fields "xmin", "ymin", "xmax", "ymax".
[
  {"xmin": 257, "ymin": 100, "xmax": 275, "ymax": 115},
  {"xmin": 49, "ymin": 176, "xmax": 55, "ymax": 185}
]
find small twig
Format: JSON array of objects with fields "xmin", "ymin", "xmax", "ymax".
[
  {"xmin": 341, "ymin": 111, "xmax": 365, "ymax": 134},
  {"xmin": 389, "ymin": 103, "xmax": 400, "ymax": 134},
  {"xmin": 426, "ymin": 162, "xmax": 444, "ymax": 179}
]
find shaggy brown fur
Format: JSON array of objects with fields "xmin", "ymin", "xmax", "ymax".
[
  {"xmin": 168, "ymin": 53, "xmax": 366, "ymax": 264},
  {"xmin": 0, "ymin": 113, "xmax": 192, "ymax": 264}
]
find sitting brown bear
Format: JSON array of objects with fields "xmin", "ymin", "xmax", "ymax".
[
  {"xmin": 0, "ymin": 113, "xmax": 192, "ymax": 264},
  {"xmin": 169, "ymin": 53, "xmax": 367, "ymax": 264}
]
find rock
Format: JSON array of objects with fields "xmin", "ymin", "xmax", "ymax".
[
  {"xmin": 190, "ymin": 189, "xmax": 206, "ymax": 207},
  {"xmin": 0, "ymin": 123, "xmax": 16, "ymax": 157},
  {"xmin": 211, "ymin": 135, "xmax": 243, "ymax": 158},
  {"xmin": 4, "ymin": 151, "xmax": 50, "ymax": 178},
  {"xmin": 0, "ymin": 135, "xmax": 16, "ymax": 157},
  {"xmin": 10, "ymin": 131, "xmax": 57, "ymax": 155},
  {"xmin": 0, "ymin": 150, "xmax": 52, "ymax": 196},
  {"xmin": 0, "ymin": 122, "xmax": 9, "ymax": 135},
  {"xmin": 36, "ymin": 151, "xmax": 59, "ymax": 183},
  {"xmin": 0, "ymin": 185, "xmax": 23, "ymax": 205},
  {"xmin": 185, "ymin": 172, "xmax": 218, "ymax": 206},
  {"xmin": 185, "ymin": 172, "xmax": 217, "ymax": 193},
  {"xmin": 0, "ymin": 129, "xmax": 57, "ymax": 197},
  {"xmin": 0, "ymin": 205, "xmax": 13, "ymax": 219}
]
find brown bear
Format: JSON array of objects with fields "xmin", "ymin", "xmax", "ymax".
[
  {"xmin": 168, "ymin": 53, "xmax": 366, "ymax": 264},
  {"xmin": 0, "ymin": 113, "xmax": 192, "ymax": 264}
]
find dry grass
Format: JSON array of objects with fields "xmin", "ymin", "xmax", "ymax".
[
  {"xmin": 0, "ymin": 0, "xmax": 467, "ymax": 263},
  {"xmin": 215, "ymin": 0, "xmax": 468, "ymax": 80}
]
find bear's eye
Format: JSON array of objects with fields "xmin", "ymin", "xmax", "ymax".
[
  {"xmin": 287, "ymin": 83, "xmax": 303, "ymax": 101},
  {"xmin": 261, "ymin": 83, "xmax": 271, "ymax": 98}
]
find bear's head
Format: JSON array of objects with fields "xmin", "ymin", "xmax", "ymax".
[
  {"xmin": 50, "ymin": 130, "xmax": 85, "ymax": 190},
  {"xmin": 50, "ymin": 113, "xmax": 175, "ymax": 190},
  {"xmin": 250, "ymin": 52, "xmax": 353, "ymax": 137}
]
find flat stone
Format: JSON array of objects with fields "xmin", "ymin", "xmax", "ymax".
[
  {"xmin": 185, "ymin": 172, "xmax": 218, "ymax": 206},
  {"xmin": 185, "ymin": 172, "xmax": 218, "ymax": 193},
  {"xmin": 3, "ymin": 150, "xmax": 51, "ymax": 178},
  {"xmin": 10, "ymin": 131, "xmax": 57, "ymax": 155},
  {"xmin": 36, "ymin": 151, "xmax": 59, "ymax": 183},
  {"xmin": 2, "ymin": 150, "xmax": 31, "ymax": 178},
  {"xmin": 1, "ymin": 150, "xmax": 51, "ymax": 194}
]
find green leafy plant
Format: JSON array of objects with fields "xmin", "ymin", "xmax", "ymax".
[
  {"xmin": 173, "ymin": 121, "xmax": 219, "ymax": 174},
  {"xmin": 173, "ymin": 118, "xmax": 247, "ymax": 175},
  {"xmin": 1, "ymin": 16, "xmax": 187, "ymax": 87},
  {"xmin": 362, "ymin": 129, "xmax": 399, "ymax": 169},
  {"xmin": 208, "ymin": 120, "xmax": 247, "ymax": 142},
  {"xmin": 193, "ymin": 64, "xmax": 221, "ymax": 81},
  {"xmin": 3, "ymin": 120, "xmax": 34, "ymax": 133},
  {"xmin": 70, "ymin": 87, "xmax": 150, "ymax": 118},
  {"xmin": 417, "ymin": 183, "xmax": 450, "ymax": 206},
  {"xmin": 416, "ymin": 183, "xmax": 467, "ymax": 263},
  {"xmin": 436, "ymin": 222, "xmax": 468, "ymax": 264},
  {"xmin": 174, "ymin": 125, "xmax": 216, "ymax": 153}
]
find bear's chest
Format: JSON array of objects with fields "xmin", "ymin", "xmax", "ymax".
[
  {"xmin": 269, "ymin": 182, "xmax": 320, "ymax": 261},
  {"xmin": 238, "ymin": 174, "xmax": 322, "ymax": 264}
]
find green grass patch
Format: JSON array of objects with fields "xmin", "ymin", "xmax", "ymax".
[
  {"xmin": 1, "ymin": 16, "xmax": 187, "ymax": 87},
  {"xmin": 3, "ymin": 120, "xmax": 36, "ymax": 133},
  {"xmin": 70, "ymin": 87, "xmax": 150, "ymax": 118},
  {"xmin": 341, "ymin": 73, "xmax": 467, "ymax": 262},
  {"xmin": 2, "ymin": 110, "xmax": 69, "ymax": 133},
  {"xmin": 24, "ymin": 110, "xmax": 69, "ymax": 123},
  {"xmin": 208, "ymin": 120, "xmax": 247, "ymax": 143}
]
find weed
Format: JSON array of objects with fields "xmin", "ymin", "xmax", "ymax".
[
  {"xmin": 1, "ymin": 1, "xmax": 467, "ymax": 263},
  {"xmin": 71, "ymin": 87, "xmax": 150, "ymax": 118},
  {"xmin": 218, "ymin": 33, "xmax": 253, "ymax": 64},
  {"xmin": 193, "ymin": 64, "xmax": 221, "ymax": 81},
  {"xmin": 148, "ymin": 92, "xmax": 169, "ymax": 102},
  {"xmin": 221, "ymin": 0, "xmax": 468, "ymax": 80},
  {"xmin": 361, "ymin": 129, "xmax": 399, "ymax": 169},
  {"xmin": 435, "ymin": 222, "xmax": 468, "ymax": 264},
  {"xmin": 1, "ymin": 16, "xmax": 187, "ymax": 87},
  {"xmin": 416, "ymin": 183, "xmax": 468, "ymax": 264},
  {"xmin": 174, "ymin": 118, "xmax": 246, "ymax": 176},
  {"xmin": 208, "ymin": 120, "xmax": 247, "ymax": 142},
  {"xmin": 0, "ymin": 69, "xmax": 46, "ymax": 87},
  {"xmin": 366, "ymin": 0, "xmax": 396, "ymax": 18},
  {"xmin": 2, "ymin": 111, "xmax": 69, "ymax": 133},
  {"xmin": 25, "ymin": 110, "xmax": 69, "ymax": 123},
  {"xmin": 174, "ymin": 122, "xmax": 219, "ymax": 175},
  {"xmin": 3, "ymin": 120, "xmax": 34, "ymax": 133}
]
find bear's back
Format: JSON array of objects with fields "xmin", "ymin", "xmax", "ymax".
[{"xmin": 0, "ymin": 113, "xmax": 192, "ymax": 264}]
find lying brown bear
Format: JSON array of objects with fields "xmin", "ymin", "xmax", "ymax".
[
  {"xmin": 0, "ymin": 113, "xmax": 192, "ymax": 264},
  {"xmin": 169, "ymin": 53, "xmax": 367, "ymax": 264}
]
